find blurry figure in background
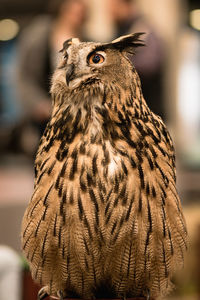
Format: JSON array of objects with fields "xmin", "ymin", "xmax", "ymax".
[
  {"xmin": 108, "ymin": 0, "xmax": 166, "ymax": 120},
  {"xmin": 0, "ymin": 245, "xmax": 22, "ymax": 300},
  {"xmin": 16, "ymin": 0, "xmax": 88, "ymax": 156}
]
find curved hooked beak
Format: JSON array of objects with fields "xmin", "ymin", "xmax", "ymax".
[{"xmin": 66, "ymin": 63, "xmax": 75, "ymax": 86}]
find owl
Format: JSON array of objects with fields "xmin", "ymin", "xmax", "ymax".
[{"xmin": 21, "ymin": 33, "xmax": 187, "ymax": 300}]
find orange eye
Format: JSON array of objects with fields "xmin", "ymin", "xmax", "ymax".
[{"xmin": 88, "ymin": 53, "xmax": 105, "ymax": 64}]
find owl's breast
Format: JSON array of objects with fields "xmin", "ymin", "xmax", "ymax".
[{"xmin": 108, "ymin": 156, "xmax": 121, "ymax": 176}]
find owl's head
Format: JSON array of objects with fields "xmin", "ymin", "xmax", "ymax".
[{"xmin": 51, "ymin": 33, "xmax": 144, "ymax": 100}]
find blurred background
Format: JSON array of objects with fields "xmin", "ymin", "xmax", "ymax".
[{"xmin": 0, "ymin": 0, "xmax": 200, "ymax": 299}]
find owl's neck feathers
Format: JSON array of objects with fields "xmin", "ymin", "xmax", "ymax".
[{"xmin": 50, "ymin": 72, "xmax": 151, "ymax": 147}]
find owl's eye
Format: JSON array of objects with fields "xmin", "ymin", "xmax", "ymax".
[{"xmin": 88, "ymin": 53, "xmax": 105, "ymax": 64}]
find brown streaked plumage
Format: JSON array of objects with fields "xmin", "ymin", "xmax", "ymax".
[{"xmin": 21, "ymin": 33, "xmax": 187, "ymax": 300}]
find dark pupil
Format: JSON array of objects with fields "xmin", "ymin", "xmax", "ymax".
[{"xmin": 92, "ymin": 54, "xmax": 101, "ymax": 63}]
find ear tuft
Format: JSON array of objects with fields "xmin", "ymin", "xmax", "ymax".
[
  {"xmin": 59, "ymin": 38, "xmax": 81, "ymax": 52},
  {"xmin": 94, "ymin": 32, "xmax": 145, "ymax": 54},
  {"xmin": 111, "ymin": 32, "xmax": 145, "ymax": 54}
]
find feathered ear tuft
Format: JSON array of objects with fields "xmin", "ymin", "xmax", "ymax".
[
  {"xmin": 111, "ymin": 32, "xmax": 145, "ymax": 53},
  {"xmin": 59, "ymin": 38, "xmax": 81, "ymax": 52},
  {"xmin": 94, "ymin": 32, "xmax": 145, "ymax": 54}
]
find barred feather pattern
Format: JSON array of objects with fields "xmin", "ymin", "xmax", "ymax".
[{"xmin": 22, "ymin": 60, "xmax": 187, "ymax": 299}]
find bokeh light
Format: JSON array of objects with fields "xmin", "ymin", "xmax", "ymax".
[
  {"xmin": 190, "ymin": 9, "xmax": 200, "ymax": 30},
  {"xmin": 0, "ymin": 19, "xmax": 19, "ymax": 41}
]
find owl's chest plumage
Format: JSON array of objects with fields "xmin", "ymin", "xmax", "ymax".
[
  {"xmin": 27, "ymin": 109, "xmax": 166, "ymax": 252},
  {"xmin": 22, "ymin": 100, "xmax": 187, "ymax": 299}
]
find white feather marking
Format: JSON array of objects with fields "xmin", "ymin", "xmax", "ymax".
[{"xmin": 108, "ymin": 155, "xmax": 121, "ymax": 176}]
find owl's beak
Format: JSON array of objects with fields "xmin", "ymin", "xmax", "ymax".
[{"xmin": 66, "ymin": 63, "xmax": 75, "ymax": 86}]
